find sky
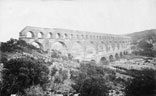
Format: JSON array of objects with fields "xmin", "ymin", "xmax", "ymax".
[{"xmin": 0, "ymin": 0, "xmax": 156, "ymax": 42}]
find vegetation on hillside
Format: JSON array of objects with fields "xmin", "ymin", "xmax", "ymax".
[
  {"xmin": 0, "ymin": 57, "xmax": 49, "ymax": 96},
  {"xmin": 127, "ymin": 29, "xmax": 156, "ymax": 57},
  {"xmin": 0, "ymin": 38, "xmax": 156, "ymax": 96},
  {"xmin": 125, "ymin": 69, "xmax": 156, "ymax": 96}
]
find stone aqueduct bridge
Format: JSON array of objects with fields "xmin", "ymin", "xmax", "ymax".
[{"xmin": 19, "ymin": 26, "xmax": 131, "ymax": 63}]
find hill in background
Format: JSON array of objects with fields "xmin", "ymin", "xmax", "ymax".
[{"xmin": 126, "ymin": 29, "xmax": 156, "ymax": 44}]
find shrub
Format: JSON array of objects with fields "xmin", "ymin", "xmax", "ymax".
[
  {"xmin": 24, "ymin": 85, "xmax": 47, "ymax": 96},
  {"xmin": 72, "ymin": 63, "xmax": 115, "ymax": 96},
  {"xmin": 125, "ymin": 69, "xmax": 156, "ymax": 96},
  {"xmin": 79, "ymin": 75, "xmax": 109, "ymax": 96},
  {"xmin": 0, "ymin": 57, "xmax": 49, "ymax": 96}
]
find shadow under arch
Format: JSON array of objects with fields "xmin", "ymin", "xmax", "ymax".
[
  {"xmin": 31, "ymin": 41, "xmax": 43, "ymax": 49},
  {"xmin": 50, "ymin": 41, "xmax": 68, "ymax": 55},
  {"xmin": 100, "ymin": 57, "xmax": 108, "ymax": 65},
  {"xmin": 85, "ymin": 42, "xmax": 97, "ymax": 59},
  {"xmin": 26, "ymin": 31, "xmax": 34, "ymax": 38},
  {"xmin": 70, "ymin": 42, "xmax": 84, "ymax": 60}
]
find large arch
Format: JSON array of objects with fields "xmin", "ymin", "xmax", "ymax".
[
  {"xmin": 70, "ymin": 42, "xmax": 84, "ymax": 60},
  {"xmin": 100, "ymin": 57, "xmax": 108, "ymax": 65},
  {"xmin": 109, "ymin": 55, "xmax": 114, "ymax": 62},
  {"xmin": 50, "ymin": 41, "xmax": 68, "ymax": 55},
  {"xmin": 85, "ymin": 42, "xmax": 96, "ymax": 59},
  {"xmin": 31, "ymin": 41, "xmax": 43, "ymax": 49}
]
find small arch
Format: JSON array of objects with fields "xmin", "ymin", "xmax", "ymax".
[
  {"xmin": 100, "ymin": 57, "xmax": 108, "ymax": 65},
  {"xmin": 81, "ymin": 35, "xmax": 84, "ymax": 39},
  {"xmin": 90, "ymin": 35, "xmax": 92, "ymax": 39},
  {"xmin": 77, "ymin": 35, "xmax": 79, "ymax": 39},
  {"xmin": 70, "ymin": 34, "xmax": 73, "ymax": 39},
  {"xmin": 63, "ymin": 33, "xmax": 68, "ymax": 39},
  {"xmin": 26, "ymin": 31, "xmax": 33, "ymax": 38},
  {"xmin": 109, "ymin": 55, "xmax": 114, "ymax": 62},
  {"xmin": 47, "ymin": 32, "xmax": 53, "ymax": 38},
  {"xmin": 38, "ymin": 32, "xmax": 43, "ymax": 38},
  {"xmin": 86, "ymin": 35, "xmax": 88, "ymax": 39},
  {"xmin": 56, "ymin": 33, "xmax": 61, "ymax": 39}
]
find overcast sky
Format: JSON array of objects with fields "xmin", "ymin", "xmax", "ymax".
[{"xmin": 0, "ymin": 0, "xmax": 156, "ymax": 42}]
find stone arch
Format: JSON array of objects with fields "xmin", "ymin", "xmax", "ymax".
[
  {"xmin": 77, "ymin": 34, "xmax": 79, "ymax": 39},
  {"xmin": 70, "ymin": 42, "xmax": 84, "ymax": 60},
  {"xmin": 38, "ymin": 32, "xmax": 43, "ymax": 38},
  {"xmin": 81, "ymin": 35, "xmax": 84, "ymax": 39},
  {"xmin": 26, "ymin": 31, "xmax": 34, "ymax": 38},
  {"xmin": 56, "ymin": 33, "xmax": 61, "ymax": 39},
  {"xmin": 109, "ymin": 55, "xmax": 114, "ymax": 62},
  {"xmin": 90, "ymin": 35, "xmax": 92, "ymax": 39},
  {"xmin": 100, "ymin": 57, "xmax": 108, "ymax": 65},
  {"xmin": 70, "ymin": 34, "xmax": 73, "ymax": 39},
  {"xmin": 86, "ymin": 35, "xmax": 88, "ymax": 39},
  {"xmin": 85, "ymin": 42, "xmax": 96, "ymax": 58},
  {"xmin": 31, "ymin": 41, "xmax": 43, "ymax": 49},
  {"xmin": 115, "ymin": 53, "xmax": 120, "ymax": 60},
  {"xmin": 63, "ymin": 33, "xmax": 68, "ymax": 39},
  {"xmin": 47, "ymin": 32, "xmax": 53, "ymax": 38},
  {"xmin": 50, "ymin": 41, "xmax": 68, "ymax": 55},
  {"xmin": 120, "ymin": 52, "xmax": 123, "ymax": 58}
]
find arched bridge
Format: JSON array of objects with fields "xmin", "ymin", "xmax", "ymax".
[{"xmin": 19, "ymin": 26, "xmax": 131, "ymax": 63}]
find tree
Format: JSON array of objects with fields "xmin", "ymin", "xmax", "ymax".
[
  {"xmin": 71, "ymin": 63, "xmax": 115, "ymax": 96},
  {"xmin": 0, "ymin": 57, "xmax": 49, "ymax": 96},
  {"xmin": 0, "ymin": 39, "xmax": 43, "ymax": 53},
  {"xmin": 137, "ymin": 40, "xmax": 156, "ymax": 57},
  {"xmin": 125, "ymin": 69, "xmax": 156, "ymax": 96}
]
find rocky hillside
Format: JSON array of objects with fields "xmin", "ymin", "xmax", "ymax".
[{"xmin": 127, "ymin": 29, "xmax": 156, "ymax": 44}]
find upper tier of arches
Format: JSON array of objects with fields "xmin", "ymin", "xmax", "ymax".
[{"xmin": 20, "ymin": 26, "xmax": 131, "ymax": 43}]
